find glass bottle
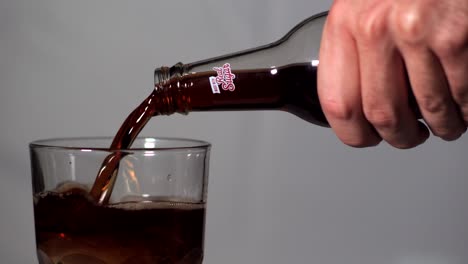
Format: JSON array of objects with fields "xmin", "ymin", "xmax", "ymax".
[{"xmin": 154, "ymin": 11, "xmax": 330, "ymax": 126}]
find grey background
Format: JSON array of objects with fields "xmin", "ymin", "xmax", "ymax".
[{"xmin": 1, "ymin": 1, "xmax": 468, "ymax": 263}]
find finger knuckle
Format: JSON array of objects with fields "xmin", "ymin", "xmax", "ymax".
[
  {"xmin": 321, "ymin": 99, "xmax": 354, "ymax": 121},
  {"xmin": 418, "ymin": 95, "xmax": 448, "ymax": 114},
  {"xmin": 358, "ymin": 11, "xmax": 388, "ymax": 42},
  {"xmin": 432, "ymin": 33, "xmax": 468, "ymax": 58},
  {"xmin": 392, "ymin": 8, "xmax": 428, "ymax": 45},
  {"xmin": 364, "ymin": 106, "xmax": 399, "ymax": 130}
]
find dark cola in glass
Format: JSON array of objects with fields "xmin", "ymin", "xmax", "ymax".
[{"xmin": 31, "ymin": 137, "xmax": 210, "ymax": 264}]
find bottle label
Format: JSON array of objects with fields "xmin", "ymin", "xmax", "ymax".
[
  {"xmin": 209, "ymin": 77, "xmax": 220, "ymax": 94},
  {"xmin": 210, "ymin": 63, "xmax": 236, "ymax": 94}
]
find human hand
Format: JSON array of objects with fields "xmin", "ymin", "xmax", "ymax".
[{"xmin": 318, "ymin": 0, "xmax": 468, "ymax": 148}]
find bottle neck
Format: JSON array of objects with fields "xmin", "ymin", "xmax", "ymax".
[{"xmin": 153, "ymin": 81, "xmax": 189, "ymax": 116}]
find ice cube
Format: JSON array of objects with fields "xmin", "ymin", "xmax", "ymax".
[{"xmin": 55, "ymin": 181, "xmax": 89, "ymax": 195}]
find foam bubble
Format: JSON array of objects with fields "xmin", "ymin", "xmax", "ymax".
[{"xmin": 34, "ymin": 181, "xmax": 94, "ymax": 204}]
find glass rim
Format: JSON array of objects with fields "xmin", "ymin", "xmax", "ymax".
[{"xmin": 29, "ymin": 137, "xmax": 211, "ymax": 152}]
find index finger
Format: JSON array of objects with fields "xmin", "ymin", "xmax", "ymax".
[{"xmin": 318, "ymin": 11, "xmax": 381, "ymax": 147}]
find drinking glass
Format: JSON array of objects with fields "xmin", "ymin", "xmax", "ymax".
[{"xmin": 30, "ymin": 137, "xmax": 211, "ymax": 264}]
